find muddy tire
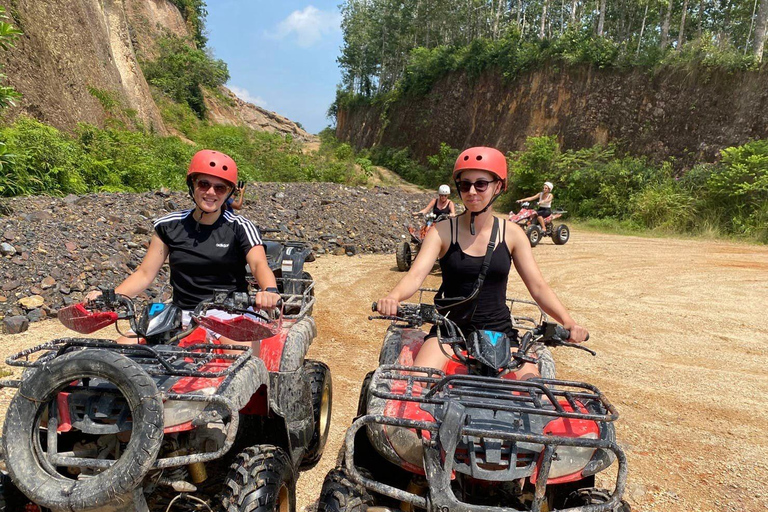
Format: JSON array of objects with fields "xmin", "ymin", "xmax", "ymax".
[
  {"xmin": 317, "ymin": 468, "xmax": 373, "ymax": 512},
  {"xmin": 2, "ymin": 350, "xmax": 163, "ymax": 511},
  {"xmin": 222, "ymin": 445, "xmax": 296, "ymax": 512},
  {"xmin": 356, "ymin": 371, "xmax": 374, "ymax": 416},
  {"xmin": 301, "ymin": 360, "xmax": 332, "ymax": 469},
  {"xmin": 533, "ymin": 343, "xmax": 556, "ymax": 379},
  {"xmin": 553, "ymin": 224, "xmax": 570, "ymax": 245},
  {"xmin": 396, "ymin": 242, "xmax": 412, "ymax": 271},
  {"xmin": 526, "ymin": 225, "xmax": 542, "ymax": 247},
  {"xmin": 0, "ymin": 471, "xmax": 36, "ymax": 511},
  {"xmin": 562, "ymin": 487, "xmax": 630, "ymax": 511}
]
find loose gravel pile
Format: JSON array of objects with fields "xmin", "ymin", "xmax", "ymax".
[{"xmin": 0, "ymin": 183, "xmax": 431, "ymax": 330}]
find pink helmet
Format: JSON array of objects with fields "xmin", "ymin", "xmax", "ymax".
[
  {"xmin": 453, "ymin": 147, "xmax": 508, "ymax": 191},
  {"xmin": 187, "ymin": 150, "xmax": 238, "ymax": 187}
]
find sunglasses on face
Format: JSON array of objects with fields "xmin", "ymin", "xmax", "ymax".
[
  {"xmin": 195, "ymin": 179, "xmax": 231, "ymax": 195},
  {"xmin": 456, "ymin": 179, "xmax": 497, "ymax": 193}
]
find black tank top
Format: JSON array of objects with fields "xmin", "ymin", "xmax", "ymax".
[
  {"xmin": 437, "ymin": 217, "xmax": 512, "ymax": 333},
  {"xmin": 433, "ymin": 199, "xmax": 452, "ymax": 216}
]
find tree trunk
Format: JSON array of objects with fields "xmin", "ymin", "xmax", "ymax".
[
  {"xmin": 517, "ymin": 0, "xmax": 523, "ymax": 29},
  {"xmin": 677, "ymin": 0, "xmax": 689, "ymax": 48},
  {"xmin": 597, "ymin": 0, "xmax": 607, "ymax": 35},
  {"xmin": 660, "ymin": 0, "xmax": 673, "ymax": 49},
  {"xmin": 540, "ymin": 0, "xmax": 550, "ymax": 37},
  {"xmin": 697, "ymin": 0, "xmax": 704, "ymax": 38},
  {"xmin": 755, "ymin": 0, "xmax": 768, "ymax": 61},
  {"xmin": 571, "ymin": 0, "xmax": 578, "ymax": 25},
  {"xmin": 637, "ymin": 3, "xmax": 649, "ymax": 56}
]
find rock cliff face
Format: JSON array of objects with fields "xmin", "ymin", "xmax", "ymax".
[
  {"xmin": 336, "ymin": 63, "xmax": 768, "ymax": 166},
  {"xmin": 0, "ymin": 0, "xmax": 312, "ymax": 139}
]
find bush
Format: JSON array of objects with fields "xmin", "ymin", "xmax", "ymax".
[
  {"xmin": 630, "ymin": 184, "xmax": 697, "ymax": 230},
  {"xmin": 141, "ymin": 36, "xmax": 229, "ymax": 119}
]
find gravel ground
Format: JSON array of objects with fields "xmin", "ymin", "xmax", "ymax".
[{"xmin": 1, "ymin": 229, "xmax": 766, "ymax": 510}]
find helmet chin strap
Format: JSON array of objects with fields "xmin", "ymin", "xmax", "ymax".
[{"xmin": 463, "ymin": 192, "xmax": 503, "ymax": 235}]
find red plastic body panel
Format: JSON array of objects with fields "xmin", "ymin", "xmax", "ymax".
[{"xmin": 58, "ymin": 304, "xmax": 118, "ymax": 334}]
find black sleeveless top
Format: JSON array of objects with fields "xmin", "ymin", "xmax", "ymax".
[
  {"xmin": 432, "ymin": 199, "xmax": 452, "ymax": 216},
  {"xmin": 432, "ymin": 217, "xmax": 514, "ymax": 337}
]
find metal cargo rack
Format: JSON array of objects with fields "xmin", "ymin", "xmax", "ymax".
[{"xmin": 276, "ymin": 276, "xmax": 315, "ymax": 321}]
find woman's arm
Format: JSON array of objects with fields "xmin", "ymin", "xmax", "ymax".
[
  {"xmin": 414, "ymin": 198, "xmax": 436, "ymax": 216},
  {"xmin": 246, "ymin": 245, "xmax": 281, "ymax": 308},
  {"xmin": 449, "ymin": 201, "xmax": 456, "ymax": 215},
  {"xmin": 518, "ymin": 193, "xmax": 539, "ymax": 203},
  {"xmin": 507, "ymin": 224, "xmax": 589, "ymax": 342},
  {"xmin": 377, "ymin": 224, "xmax": 446, "ymax": 315},
  {"xmin": 231, "ymin": 187, "xmax": 245, "ymax": 210},
  {"xmin": 113, "ymin": 235, "xmax": 169, "ymax": 297}
]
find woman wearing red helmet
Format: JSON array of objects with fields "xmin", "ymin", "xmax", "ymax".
[
  {"xmin": 376, "ymin": 147, "xmax": 588, "ymax": 378},
  {"xmin": 87, "ymin": 150, "xmax": 280, "ymax": 345}
]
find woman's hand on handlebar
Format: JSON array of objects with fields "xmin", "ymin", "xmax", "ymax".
[
  {"xmin": 565, "ymin": 323, "xmax": 589, "ymax": 344},
  {"xmin": 254, "ymin": 291, "xmax": 281, "ymax": 309},
  {"xmin": 376, "ymin": 296, "xmax": 400, "ymax": 317},
  {"xmin": 85, "ymin": 290, "xmax": 102, "ymax": 302}
]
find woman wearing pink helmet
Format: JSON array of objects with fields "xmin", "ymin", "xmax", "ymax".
[
  {"xmin": 377, "ymin": 147, "xmax": 588, "ymax": 378},
  {"xmin": 87, "ymin": 150, "xmax": 280, "ymax": 344}
]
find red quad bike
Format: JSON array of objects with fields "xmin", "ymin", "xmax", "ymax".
[
  {"xmin": 319, "ymin": 293, "xmax": 629, "ymax": 512},
  {"xmin": 0, "ymin": 277, "xmax": 331, "ymax": 511},
  {"xmin": 509, "ymin": 202, "xmax": 570, "ymax": 247},
  {"xmin": 396, "ymin": 213, "xmax": 449, "ymax": 272}
]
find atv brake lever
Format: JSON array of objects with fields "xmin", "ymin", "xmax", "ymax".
[{"xmin": 552, "ymin": 340, "xmax": 597, "ymax": 356}]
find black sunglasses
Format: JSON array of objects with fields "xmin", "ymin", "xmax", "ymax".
[
  {"xmin": 195, "ymin": 179, "xmax": 231, "ymax": 195},
  {"xmin": 456, "ymin": 179, "xmax": 498, "ymax": 193}
]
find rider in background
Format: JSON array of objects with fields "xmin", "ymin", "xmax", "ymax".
[
  {"xmin": 87, "ymin": 150, "xmax": 280, "ymax": 346},
  {"xmin": 378, "ymin": 150, "xmax": 587, "ymax": 379},
  {"xmin": 413, "ymin": 184, "xmax": 456, "ymax": 218},
  {"xmin": 225, "ymin": 180, "xmax": 247, "ymax": 212},
  {"xmin": 517, "ymin": 181, "xmax": 554, "ymax": 233}
]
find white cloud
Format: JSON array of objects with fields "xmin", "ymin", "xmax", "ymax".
[
  {"xmin": 267, "ymin": 6, "xmax": 341, "ymax": 47},
  {"xmin": 229, "ymin": 86, "xmax": 268, "ymax": 108}
]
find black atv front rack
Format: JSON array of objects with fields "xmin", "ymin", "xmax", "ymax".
[
  {"xmin": 344, "ymin": 365, "xmax": 627, "ymax": 512},
  {"xmin": 371, "ymin": 365, "xmax": 619, "ymax": 422},
  {"xmin": 3, "ymin": 338, "xmax": 251, "ymax": 378}
]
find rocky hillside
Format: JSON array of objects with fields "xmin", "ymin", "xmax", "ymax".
[
  {"xmin": 336, "ymin": 63, "xmax": 768, "ymax": 166},
  {"xmin": 0, "ymin": 0, "xmax": 312, "ymax": 140},
  {"xmin": 0, "ymin": 184, "xmax": 431, "ymax": 331}
]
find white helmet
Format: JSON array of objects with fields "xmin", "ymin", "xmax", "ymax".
[
  {"xmin": 438, "ymin": 184, "xmax": 450, "ymax": 195},
  {"xmin": 544, "ymin": 181, "xmax": 554, "ymax": 191}
]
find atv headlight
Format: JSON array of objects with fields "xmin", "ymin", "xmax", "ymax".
[
  {"xmin": 164, "ymin": 387, "xmax": 216, "ymax": 427},
  {"xmin": 547, "ymin": 433, "xmax": 597, "ymax": 479},
  {"xmin": 385, "ymin": 425, "xmax": 425, "ymax": 469}
]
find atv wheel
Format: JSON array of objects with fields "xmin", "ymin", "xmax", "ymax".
[
  {"xmin": 301, "ymin": 360, "xmax": 333, "ymax": 469},
  {"xmin": 396, "ymin": 242, "xmax": 412, "ymax": 271},
  {"xmin": 357, "ymin": 371, "xmax": 374, "ymax": 416},
  {"xmin": 562, "ymin": 488, "xmax": 630, "ymax": 511},
  {"xmin": 533, "ymin": 343, "xmax": 556, "ymax": 379},
  {"xmin": 526, "ymin": 225, "xmax": 542, "ymax": 247},
  {"xmin": 553, "ymin": 224, "xmax": 570, "ymax": 245},
  {"xmin": 2, "ymin": 350, "xmax": 163, "ymax": 511},
  {"xmin": 0, "ymin": 471, "xmax": 36, "ymax": 511},
  {"xmin": 222, "ymin": 445, "xmax": 296, "ymax": 512},
  {"xmin": 318, "ymin": 468, "xmax": 373, "ymax": 512}
]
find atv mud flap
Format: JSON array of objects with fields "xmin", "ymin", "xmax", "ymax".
[{"xmin": 343, "ymin": 367, "xmax": 628, "ymax": 512}]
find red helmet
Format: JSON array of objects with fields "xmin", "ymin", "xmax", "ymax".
[
  {"xmin": 453, "ymin": 147, "xmax": 508, "ymax": 191},
  {"xmin": 187, "ymin": 150, "xmax": 238, "ymax": 187}
]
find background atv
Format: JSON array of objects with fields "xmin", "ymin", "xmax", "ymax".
[
  {"xmin": 260, "ymin": 228, "xmax": 316, "ymax": 313},
  {"xmin": 0, "ymin": 278, "xmax": 331, "ymax": 511},
  {"xmin": 396, "ymin": 212, "xmax": 448, "ymax": 272},
  {"xmin": 319, "ymin": 293, "xmax": 629, "ymax": 512},
  {"xmin": 509, "ymin": 202, "xmax": 570, "ymax": 247}
]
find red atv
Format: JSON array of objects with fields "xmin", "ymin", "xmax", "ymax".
[
  {"xmin": 0, "ymin": 277, "xmax": 331, "ymax": 511},
  {"xmin": 396, "ymin": 213, "xmax": 448, "ymax": 272},
  {"xmin": 319, "ymin": 293, "xmax": 629, "ymax": 512},
  {"xmin": 509, "ymin": 202, "xmax": 570, "ymax": 247}
]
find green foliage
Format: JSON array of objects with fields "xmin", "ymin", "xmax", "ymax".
[
  {"xmin": 0, "ymin": 6, "xmax": 21, "ymax": 110},
  {"xmin": 141, "ymin": 36, "xmax": 229, "ymax": 119},
  {"xmin": 167, "ymin": 0, "xmax": 208, "ymax": 48},
  {"xmin": 374, "ymin": 135, "xmax": 768, "ymax": 242},
  {"xmin": 0, "ymin": 117, "xmax": 371, "ymax": 197}
]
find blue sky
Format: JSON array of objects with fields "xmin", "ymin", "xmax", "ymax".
[{"xmin": 205, "ymin": 1, "xmax": 344, "ymax": 134}]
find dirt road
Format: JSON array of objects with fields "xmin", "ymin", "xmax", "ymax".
[{"xmin": 1, "ymin": 229, "xmax": 767, "ymax": 511}]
